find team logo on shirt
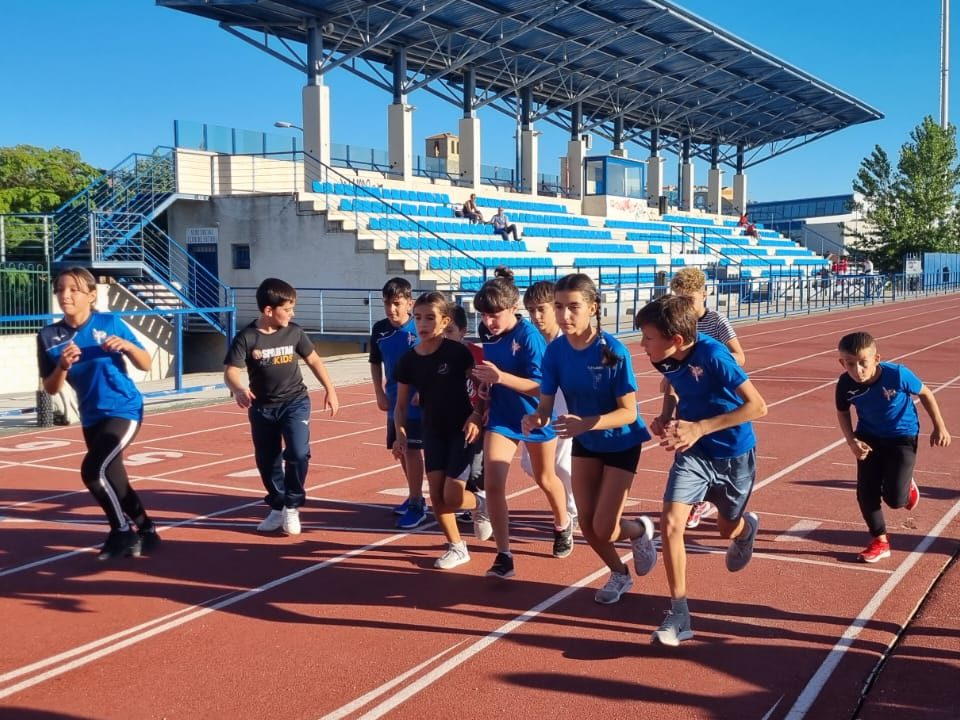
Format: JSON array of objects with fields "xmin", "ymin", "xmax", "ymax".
[
  {"xmin": 587, "ymin": 364, "xmax": 605, "ymax": 389},
  {"xmin": 689, "ymin": 365, "xmax": 704, "ymax": 382},
  {"xmin": 511, "ymin": 339, "xmax": 521, "ymax": 356},
  {"xmin": 92, "ymin": 328, "xmax": 108, "ymax": 345},
  {"xmin": 883, "ymin": 387, "xmax": 898, "ymax": 401},
  {"xmin": 437, "ymin": 363, "xmax": 449, "ymax": 375},
  {"xmin": 407, "ymin": 332, "xmax": 417, "ymax": 345}
]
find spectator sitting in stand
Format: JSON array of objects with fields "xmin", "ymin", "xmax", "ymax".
[
  {"xmin": 737, "ymin": 213, "xmax": 749, "ymax": 228},
  {"xmin": 744, "ymin": 221, "xmax": 758, "ymax": 239},
  {"xmin": 490, "ymin": 207, "xmax": 520, "ymax": 242},
  {"xmin": 462, "ymin": 193, "xmax": 484, "ymax": 224}
]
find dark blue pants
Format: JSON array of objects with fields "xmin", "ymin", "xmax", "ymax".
[{"xmin": 249, "ymin": 395, "xmax": 311, "ymax": 509}]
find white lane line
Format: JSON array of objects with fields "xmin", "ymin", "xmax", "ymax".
[
  {"xmin": 784, "ymin": 496, "xmax": 960, "ymax": 720},
  {"xmin": 143, "ymin": 446, "xmax": 222, "ymax": 456},
  {"xmin": 773, "ymin": 520, "xmax": 822, "ymax": 543}
]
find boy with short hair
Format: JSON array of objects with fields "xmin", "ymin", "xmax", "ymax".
[
  {"xmin": 224, "ymin": 277, "xmax": 339, "ymax": 536},
  {"xmin": 663, "ymin": 267, "xmax": 746, "ymax": 530},
  {"xmin": 635, "ymin": 295, "xmax": 767, "ymax": 646},
  {"xmin": 370, "ymin": 277, "xmax": 427, "ymax": 529},
  {"xmin": 835, "ymin": 331, "xmax": 951, "ymax": 563}
]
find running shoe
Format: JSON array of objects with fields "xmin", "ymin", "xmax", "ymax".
[
  {"xmin": 905, "ymin": 478, "xmax": 920, "ymax": 511},
  {"xmin": 434, "ymin": 542, "xmax": 470, "ymax": 569},
  {"xmin": 393, "ymin": 498, "xmax": 411, "ymax": 516},
  {"xmin": 282, "ymin": 507, "xmax": 302, "ymax": 535},
  {"xmin": 485, "ymin": 552, "xmax": 515, "ymax": 578},
  {"xmin": 473, "ymin": 491, "xmax": 493, "ymax": 541},
  {"xmin": 396, "ymin": 498, "xmax": 428, "ymax": 529},
  {"xmin": 552, "ymin": 520, "xmax": 574, "ymax": 558},
  {"xmin": 257, "ymin": 508, "xmax": 284, "ymax": 532},
  {"xmin": 651, "ymin": 610, "xmax": 694, "ymax": 647},
  {"xmin": 858, "ymin": 537, "xmax": 891, "ymax": 563},
  {"xmin": 686, "ymin": 501, "xmax": 709, "ymax": 529},
  {"xmin": 725, "ymin": 512, "xmax": 759, "ymax": 572},
  {"xmin": 594, "ymin": 570, "xmax": 633, "ymax": 604},
  {"xmin": 632, "ymin": 515, "xmax": 657, "ymax": 576},
  {"xmin": 97, "ymin": 529, "xmax": 141, "ymax": 561},
  {"xmin": 138, "ymin": 525, "xmax": 161, "ymax": 554}
]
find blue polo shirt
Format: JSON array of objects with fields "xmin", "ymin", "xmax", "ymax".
[
  {"xmin": 481, "ymin": 317, "xmax": 554, "ymax": 442},
  {"xmin": 37, "ymin": 312, "xmax": 145, "ymax": 426},
  {"xmin": 541, "ymin": 331, "xmax": 650, "ymax": 452},
  {"xmin": 835, "ymin": 362, "xmax": 922, "ymax": 437},
  {"xmin": 369, "ymin": 316, "xmax": 421, "ymax": 420},
  {"xmin": 653, "ymin": 333, "xmax": 755, "ymax": 459}
]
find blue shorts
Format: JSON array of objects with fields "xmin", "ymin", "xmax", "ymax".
[
  {"xmin": 386, "ymin": 416, "xmax": 423, "ymax": 450},
  {"xmin": 664, "ymin": 447, "xmax": 756, "ymax": 521}
]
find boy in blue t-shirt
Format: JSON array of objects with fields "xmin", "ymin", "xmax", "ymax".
[
  {"xmin": 369, "ymin": 277, "xmax": 426, "ymax": 529},
  {"xmin": 835, "ymin": 331, "xmax": 951, "ymax": 563},
  {"xmin": 635, "ymin": 295, "xmax": 768, "ymax": 647}
]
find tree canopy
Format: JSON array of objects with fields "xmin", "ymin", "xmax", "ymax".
[
  {"xmin": 852, "ymin": 116, "xmax": 960, "ymax": 272},
  {"xmin": 0, "ymin": 145, "xmax": 100, "ymax": 215}
]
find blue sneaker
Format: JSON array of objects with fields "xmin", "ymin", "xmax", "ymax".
[
  {"xmin": 396, "ymin": 498, "xmax": 428, "ymax": 529},
  {"xmin": 393, "ymin": 498, "xmax": 411, "ymax": 516}
]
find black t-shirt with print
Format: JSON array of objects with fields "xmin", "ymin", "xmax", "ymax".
[
  {"xmin": 224, "ymin": 321, "xmax": 315, "ymax": 406},
  {"xmin": 394, "ymin": 338, "xmax": 475, "ymax": 432}
]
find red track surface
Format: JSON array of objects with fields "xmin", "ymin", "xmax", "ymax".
[{"xmin": 2, "ymin": 296, "xmax": 958, "ymax": 720}]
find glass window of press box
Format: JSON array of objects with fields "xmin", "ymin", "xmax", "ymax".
[{"xmin": 584, "ymin": 156, "xmax": 647, "ymax": 198}]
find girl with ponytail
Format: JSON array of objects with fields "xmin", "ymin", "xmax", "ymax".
[
  {"xmin": 522, "ymin": 273, "xmax": 657, "ymax": 604},
  {"xmin": 471, "ymin": 267, "xmax": 573, "ymax": 578}
]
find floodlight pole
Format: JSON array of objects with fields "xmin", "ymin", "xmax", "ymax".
[{"xmin": 941, "ymin": 0, "xmax": 950, "ymax": 129}]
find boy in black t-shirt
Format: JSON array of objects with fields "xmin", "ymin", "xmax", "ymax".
[
  {"xmin": 224, "ymin": 278, "xmax": 339, "ymax": 536},
  {"xmin": 393, "ymin": 292, "xmax": 486, "ymax": 569}
]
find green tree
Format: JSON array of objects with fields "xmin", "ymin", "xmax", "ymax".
[
  {"xmin": 852, "ymin": 116, "xmax": 960, "ymax": 271},
  {"xmin": 0, "ymin": 145, "xmax": 99, "ymax": 215}
]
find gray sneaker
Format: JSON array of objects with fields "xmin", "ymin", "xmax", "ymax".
[
  {"xmin": 257, "ymin": 508, "xmax": 284, "ymax": 532},
  {"xmin": 726, "ymin": 512, "xmax": 759, "ymax": 572},
  {"xmin": 632, "ymin": 515, "xmax": 657, "ymax": 576},
  {"xmin": 651, "ymin": 610, "xmax": 694, "ymax": 647},
  {"xmin": 434, "ymin": 542, "xmax": 470, "ymax": 569},
  {"xmin": 594, "ymin": 570, "xmax": 633, "ymax": 604},
  {"xmin": 473, "ymin": 491, "xmax": 493, "ymax": 542}
]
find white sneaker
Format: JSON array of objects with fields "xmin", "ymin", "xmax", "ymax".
[
  {"xmin": 632, "ymin": 515, "xmax": 657, "ymax": 576},
  {"xmin": 651, "ymin": 610, "xmax": 694, "ymax": 647},
  {"xmin": 434, "ymin": 542, "xmax": 470, "ymax": 569},
  {"xmin": 257, "ymin": 509, "xmax": 284, "ymax": 532},
  {"xmin": 594, "ymin": 570, "xmax": 633, "ymax": 604},
  {"xmin": 282, "ymin": 507, "xmax": 302, "ymax": 535},
  {"xmin": 473, "ymin": 491, "xmax": 493, "ymax": 542}
]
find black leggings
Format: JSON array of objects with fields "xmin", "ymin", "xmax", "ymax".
[
  {"xmin": 81, "ymin": 417, "xmax": 148, "ymax": 531},
  {"xmin": 856, "ymin": 434, "xmax": 917, "ymax": 537}
]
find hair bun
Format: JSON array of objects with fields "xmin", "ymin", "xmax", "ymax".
[{"xmin": 494, "ymin": 265, "xmax": 514, "ymax": 282}]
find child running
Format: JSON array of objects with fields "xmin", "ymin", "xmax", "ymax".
[
  {"xmin": 661, "ymin": 268, "xmax": 746, "ymax": 530},
  {"xmin": 370, "ymin": 277, "xmax": 427, "ymax": 529},
  {"xmin": 522, "ymin": 274, "xmax": 657, "ymax": 603},
  {"xmin": 835, "ymin": 331, "xmax": 951, "ymax": 562},
  {"xmin": 392, "ymin": 292, "xmax": 487, "ymax": 569},
  {"xmin": 521, "ymin": 280, "xmax": 578, "ymax": 530},
  {"xmin": 37, "ymin": 267, "xmax": 159, "ymax": 560},
  {"xmin": 224, "ymin": 278, "xmax": 339, "ymax": 535},
  {"xmin": 635, "ymin": 295, "xmax": 767, "ymax": 646},
  {"xmin": 472, "ymin": 267, "xmax": 573, "ymax": 578}
]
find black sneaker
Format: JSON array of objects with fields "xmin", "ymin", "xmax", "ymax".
[
  {"xmin": 553, "ymin": 522, "xmax": 574, "ymax": 558},
  {"xmin": 138, "ymin": 526, "xmax": 161, "ymax": 554},
  {"xmin": 485, "ymin": 552, "xmax": 515, "ymax": 578},
  {"xmin": 97, "ymin": 529, "xmax": 141, "ymax": 561}
]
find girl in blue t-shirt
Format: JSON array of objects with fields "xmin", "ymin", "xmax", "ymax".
[
  {"xmin": 523, "ymin": 273, "xmax": 657, "ymax": 604},
  {"xmin": 36, "ymin": 267, "xmax": 159, "ymax": 561},
  {"xmin": 471, "ymin": 267, "xmax": 572, "ymax": 578}
]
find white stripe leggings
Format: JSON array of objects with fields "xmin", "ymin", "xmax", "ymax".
[{"xmin": 80, "ymin": 417, "xmax": 147, "ymax": 532}]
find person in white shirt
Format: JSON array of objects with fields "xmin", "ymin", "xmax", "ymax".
[{"xmin": 490, "ymin": 207, "xmax": 519, "ymax": 242}]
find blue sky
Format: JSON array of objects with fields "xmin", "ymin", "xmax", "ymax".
[{"xmin": 0, "ymin": 1, "xmax": 951, "ymax": 201}]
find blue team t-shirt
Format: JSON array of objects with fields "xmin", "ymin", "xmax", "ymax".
[
  {"xmin": 653, "ymin": 333, "xmax": 755, "ymax": 459},
  {"xmin": 835, "ymin": 362, "xmax": 923, "ymax": 438},
  {"xmin": 37, "ymin": 312, "xmax": 145, "ymax": 427},
  {"xmin": 369, "ymin": 316, "xmax": 421, "ymax": 420},
  {"xmin": 541, "ymin": 331, "xmax": 651, "ymax": 452},
  {"xmin": 481, "ymin": 317, "xmax": 555, "ymax": 442}
]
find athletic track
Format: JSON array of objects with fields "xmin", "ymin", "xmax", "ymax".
[{"xmin": 1, "ymin": 295, "xmax": 958, "ymax": 720}]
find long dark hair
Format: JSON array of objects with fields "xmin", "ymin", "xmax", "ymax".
[{"xmin": 555, "ymin": 273, "xmax": 619, "ymax": 367}]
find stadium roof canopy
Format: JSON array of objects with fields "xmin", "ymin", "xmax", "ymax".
[{"xmin": 158, "ymin": 0, "xmax": 883, "ymax": 169}]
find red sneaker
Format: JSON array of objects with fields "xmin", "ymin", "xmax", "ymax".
[
  {"xmin": 858, "ymin": 538, "xmax": 891, "ymax": 563},
  {"xmin": 686, "ymin": 501, "xmax": 709, "ymax": 529},
  {"xmin": 905, "ymin": 478, "xmax": 920, "ymax": 511}
]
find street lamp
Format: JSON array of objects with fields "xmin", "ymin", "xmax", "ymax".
[{"xmin": 274, "ymin": 120, "xmax": 303, "ymax": 131}]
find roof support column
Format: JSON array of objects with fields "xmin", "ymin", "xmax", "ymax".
[
  {"xmin": 388, "ymin": 47, "xmax": 413, "ymax": 182},
  {"xmin": 733, "ymin": 143, "xmax": 748, "ymax": 215},
  {"xmin": 680, "ymin": 138, "xmax": 694, "ymax": 212},
  {"xmin": 611, "ymin": 116, "xmax": 627, "ymax": 158},
  {"xmin": 566, "ymin": 102, "xmax": 585, "ymax": 199},
  {"xmin": 458, "ymin": 68, "xmax": 481, "ymax": 190},
  {"xmin": 519, "ymin": 87, "xmax": 538, "ymax": 196},
  {"xmin": 647, "ymin": 127, "xmax": 664, "ymax": 210},
  {"xmin": 302, "ymin": 24, "xmax": 330, "ymax": 187},
  {"xmin": 707, "ymin": 143, "xmax": 723, "ymax": 215}
]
